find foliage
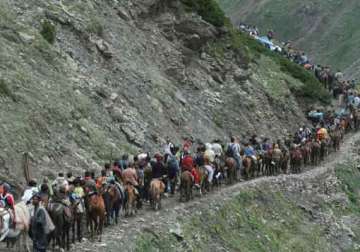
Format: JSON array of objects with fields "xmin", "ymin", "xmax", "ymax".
[
  {"xmin": 207, "ymin": 20, "xmax": 331, "ymax": 104},
  {"xmin": 86, "ymin": 17, "xmax": 104, "ymax": 37},
  {"xmin": 0, "ymin": 79, "xmax": 16, "ymax": 101},
  {"xmin": 182, "ymin": 0, "xmax": 226, "ymax": 27},
  {"xmin": 278, "ymin": 57, "xmax": 331, "ymax": 104},
  {"xmin": 40, "ymin": 20, "xmax": 56, "ymax": 44}
]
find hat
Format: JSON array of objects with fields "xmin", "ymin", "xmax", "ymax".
[
  {"xmin": 154, "ymin": 153, "xmax": 163, "ymax": 161},
  {"xmin": 2, "ymin": 183, "xmax": 10, "ymax": 192},
  {"xmin": 32, "ymin": 193, "xmax": 42, "ymax": 200}
]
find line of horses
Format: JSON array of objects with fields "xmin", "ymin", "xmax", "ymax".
[
  {"xmin": 0, "ymin": 116, "xmax": 357, "ymax": 252},
  {"xmin": 179, "ymin": 125, "xmax": 348, "ymax": 203}
]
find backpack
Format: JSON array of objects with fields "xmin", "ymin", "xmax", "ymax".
[
  {"xmin": 225, "ymin": 144, "xmax": 234, "ymax": 157},
  {"xmin": 37, "ymin": 207, "xmax": 55, "ymax": 235}
]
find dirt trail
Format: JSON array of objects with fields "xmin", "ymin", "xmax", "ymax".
[{"xmin": 71, "ymin": 132, "xmax": 360, "ymax": 252}]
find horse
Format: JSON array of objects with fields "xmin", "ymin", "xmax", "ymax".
[
  {"xmin": 330, "ymin": 129, "xmax": 342, "ymax": 152},
  {"xmin": 271, "ymin": 151, "xmax": 283, "ymax": 176},
  {"xmin": 350, "ymin": 107, "xmax": 360, "ymax": 131},
  {"xmin": 262, "ymin": 149, "xmax": 273, "ymax": 176},
  {"xmin": 196, "ymin": 165, "xmax": 210, "ymax": 195},
  {"xmin": 311, "ymin": 141, "xmax": 321, "ymax": 165},
  {"xmin": 242, "ymin": 156, "xmax": 255, "ymax": 179},
  {"xmin": 149, "ymin": 179, "xmax": 165, "ymax": 211},
  {"xmin": 319, "ymin": 139, "xmax": 329, "ymax": 161},
  {"xmin": 101, "ymin": 184, "xmax": 122, "ymax": 225},
  {"xmin": 301, "ymin": 142, "xmax": 312, "ymax": 165},
  {"xmin": 280, "ymin": 149, "xmax": 290, "ymax": 174},
  {"xmin": 70, "ymin": 197, "xmax": 84, "ymax": 243},
  {"xmin": 0, "ymin": 201, "xmax": 30, "ymax": 252},
  {"xmin": 86, "ymin": 193, "xmax": 105, "ymax": 241},
  {"xmin": 124, "ymin": 184, "xmax": 136, "ymax": 216},
  {"xmin": 290, "ymin": 147, "xmax": 303, "ymax": 174},
  {"xmin": 212, "ymin": 156, "xmax": 225, "ymax": 188},
  {"xmin": 224, "ymin": 157, "xmax": 236, "ymax": 184},
  {"xmin": 47, "ymin": 200, "xmax": 72, "ymax": 250},
  {"xmin": 179, "ymin": 171, "xmax": 193, "ymax": 202}
]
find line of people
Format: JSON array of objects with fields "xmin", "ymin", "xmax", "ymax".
[
  {"xmin": 0, "ymin": 79, "xmax": 359, "ymax": 251},
  {"xmin": 0, "ymin": 99, "xmax": 358, "ymax": 251}
]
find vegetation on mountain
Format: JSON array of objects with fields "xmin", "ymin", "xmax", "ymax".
[{"xmin": 219, "ymin": 0, "xmax": 360, "ymax": 79}]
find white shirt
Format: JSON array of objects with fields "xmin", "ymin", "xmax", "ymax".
[{"xmin": 21, "ymin": 186, "xmax": 39, "ymax": 203}]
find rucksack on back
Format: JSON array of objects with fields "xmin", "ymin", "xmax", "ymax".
[{"xmin": 225, "ymin": 144, "xmax": 234, "ymax": 157}]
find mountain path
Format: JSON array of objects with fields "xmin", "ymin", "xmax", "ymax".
[{"xmin": 71, "ymin": 132, "xmax": 360, "ymax": 252}]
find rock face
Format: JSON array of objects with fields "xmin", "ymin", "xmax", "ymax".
[{"xmin": 0, "ymin": 0, "xmax": 309, "ymax": 188}]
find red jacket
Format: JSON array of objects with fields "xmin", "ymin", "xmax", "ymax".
[
  {"xmin": 181, "ymin": 155, "xmax": 193, "ymax": 172},
  {"xmin": 191, "ymin": 168, "xmax": 200, "ymax": 185}
]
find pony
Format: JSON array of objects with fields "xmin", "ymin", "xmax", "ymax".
[
  {"xmin": 311, "ymin": 141, "xmax": 321, "ymax": 165},
  {"xmin": 149, "ymin": 179, "xmax": 165, "ymax": 211},
  {"xmin": 179, "ymin": 171, "xmax": 193, "ymax": 202},
  {"xmin": 0, "ymin": 201, "xmax": 30, "ymax": 252},
  {"xmin": 47, "ymin": 201, "xmax": 72, "ymax": 250},
  {"xmin": 70, "ymin": 197, "xmax": 84, "ymax": 243},
  {"xmin": 124, "ymin": 184, "xmax": 137, "ymax": 216},
  {"xmin": 224, "ymin": 157, "xmax": 236, "ymax": 184},
  {"xmin": 86, "ymin": 193, "xmax": 105, "ymax": 241},
  {"xmin": 101, "ymin": 184, "xmax": 122, "ymax": 225},
  {"xmin": 290, "ymin": 147, "xmax": 303, "ymax": 174},
  {"xmin": 242, "ymin": 156, "xmax": 256, "ymax": 179}
]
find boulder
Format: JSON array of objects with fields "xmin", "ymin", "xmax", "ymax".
[{"xmin": 95, "ymin": 39, "xmax": 113, "ymax": 58}]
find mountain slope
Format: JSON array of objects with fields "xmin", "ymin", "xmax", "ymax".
[
  {"xmin": 0, "ymin": 0, "xmax": 326, "ymax": 190},
  {"xmin": 219, "ymin": 0, "xmax": 360, "ymax": 79}
]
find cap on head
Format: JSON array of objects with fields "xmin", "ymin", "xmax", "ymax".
[
  {"xmin": 29, "ymin": 179, "xmax": 37, "ymax": 187},
  {"xmin": 2, "ymin": 183, "xmax": 10, "ymax": 192}
]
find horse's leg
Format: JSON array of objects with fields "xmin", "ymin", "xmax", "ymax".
[
  {"xmin": 72, "ymin": 217, "xmax": 75, "ymax": 244},
  {"xmin": 77, "ymin": 215, "xmax": 82, "ymax": 242}
]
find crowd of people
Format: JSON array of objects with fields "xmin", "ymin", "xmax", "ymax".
[
  {"xmin": 1, "ymin": 87, "xmax": 359, "ymax": 251},
  {"xmin": 0, "ymin": 23, "xmax": 359, "ymax": 252},
  {"xmin": 238, "ymin": 22, "xmax": 359, "ymax": 96}
]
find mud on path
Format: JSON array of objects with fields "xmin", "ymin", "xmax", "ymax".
[{"xmin": 71, "ymin": 132, "xmax": 360, "ymax": 251}]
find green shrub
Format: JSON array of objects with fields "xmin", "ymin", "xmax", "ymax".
[
  {"xmin": 86, "ymin": 18, "xmax": 104, "ymax": 37},
  {"xmin": 278, "ymin": 58, "xmax": 331, "ymax": 104},
  {"xmin": 40, "ymin": 20, "xmax": 56, "ymax": 44},
  {"xmin": 0, "ymin": 79, "xmax": 16, "ymax": 101},
  {"xmin": 226, "ymin": 25, "xmax": 331, "ymax": 104},
  {"xmin": 182, "ymin": 0, "xmax": 226, "ymax": 27}
]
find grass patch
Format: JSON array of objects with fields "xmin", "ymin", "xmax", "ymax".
[
  {"xmin": 335, "ymin": 162, "xmax": 360, "ymax": 211},
  {"xmin": 211, "ymin": 20, "xmax": 331, "ymax": 104},
  {"xmin": 40, "ymin": 20, "xmax": 56, "ymax": 44},
  {"xmin": 181, "ymin": 0, "xmax": 226, "ymax": 27},
  {"xmin": 86, "ymin": 17, "xmax": 104, "ymax": 37},
  {"xmin": 0, "ymin": 79, "xmax": 16, "ymax": 101}
]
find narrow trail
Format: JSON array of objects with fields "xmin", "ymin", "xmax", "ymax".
[{"xmin": 72, "ymin": 132, "xmax": 360, "ymax": 252}]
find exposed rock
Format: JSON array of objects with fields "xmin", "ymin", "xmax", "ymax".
[{"xmin": 95, "ymin": 39, "xmax": 113, "ymax": 58}]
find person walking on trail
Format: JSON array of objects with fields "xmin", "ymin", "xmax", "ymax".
[
  {"xmin": 52, "ymin": 172, "xmax": 69, "ymax": 193},
  {"xmin": 203, "ymin": 157, "xmax": 214, "ymax": 185},
  {"xmin": 167, "ymin": 146, "xmax": 179, "ymax": 195},
  {"xmin": 244, "ymin": 142, "xmax": 257, "ymax": 161},
  {"xmin": 29, "ymin": 193, "xmax": 50, "ymax": 252},
  {"xmin": 227, "ymin": 136, "xmax": 242, "ymax": 171},
  {"xmin": 151, "ymin": 153, "xmax": 166, "ymax": 180},
  {"xmin": 0, "ymin": 182, "xmax": 16, "ymax": 228},
  {"xmin": 22, "ymin": 179, "xmax": 39, "ymax": 205},
  {"xmin": 317, "ymin": 123, "xmax": 329, "ymax": 142}
]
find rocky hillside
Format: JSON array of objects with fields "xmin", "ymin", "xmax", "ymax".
[
  {"xmin": 219, "ymin": 0, "xmax": 360, "ymax": 79},
  {"xmin": 0, "ymin": 0, "xmax": 327, "ymax": 189}
]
